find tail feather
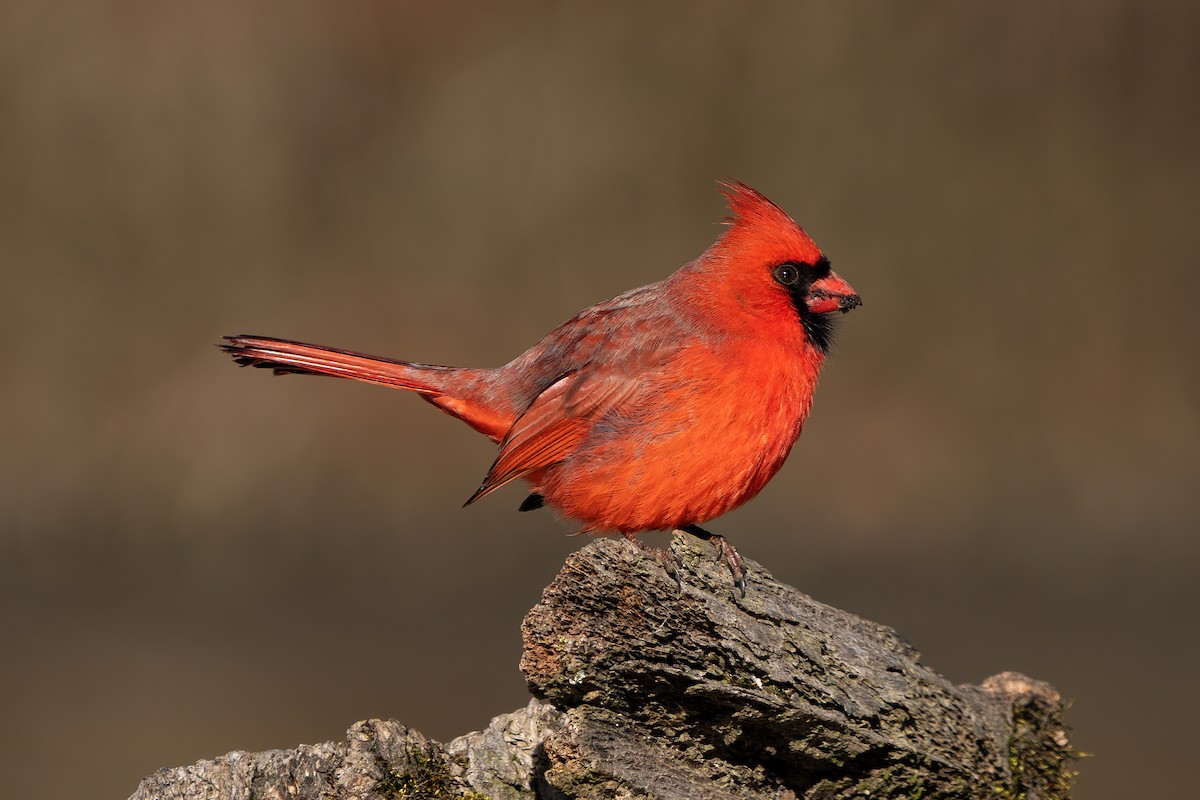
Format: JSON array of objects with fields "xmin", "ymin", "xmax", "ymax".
[{"xmin": 220, "ymin": 335, "xmax": 451, "ymax": 394}]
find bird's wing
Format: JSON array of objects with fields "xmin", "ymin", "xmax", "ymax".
[{"xmin": 462, "ymin": 365, "xmax": 646, "ymax": 506}]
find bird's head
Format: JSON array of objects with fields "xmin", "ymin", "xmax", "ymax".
[{"xmin": 690, "ymin": 181, "xmax": 861, "ymax": 354}]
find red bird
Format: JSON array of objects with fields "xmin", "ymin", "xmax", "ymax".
[{"xmin": 222, "ymin": 182, "xmax": 860, "ymax": 592}]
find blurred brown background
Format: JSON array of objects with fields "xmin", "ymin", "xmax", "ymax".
[{"xmin": 1, "ymin": 2, "xmax": 1196, "ymax": 798}]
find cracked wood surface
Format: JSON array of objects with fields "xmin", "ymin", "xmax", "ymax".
[{"xmin": 130, "ymin": 535, "xmax": 1074, "ymax": 800}]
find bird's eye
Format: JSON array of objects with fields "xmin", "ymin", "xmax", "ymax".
[{"xmin": 772, "ymin": 263, "xmax": 800, "ymax": 286}]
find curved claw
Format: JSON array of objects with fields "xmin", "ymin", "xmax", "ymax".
[
  {"xmin": 679, "ymin": 525, "xmax": 747, "ymax": 597},
  {"xmin": 622, "ymin": 534, "xmax": 684, "ymax": 593}
]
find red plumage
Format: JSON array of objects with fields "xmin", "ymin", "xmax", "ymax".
[{"xmin": 222, "ymin": 182, "xmax": 860, "ymax": 591}]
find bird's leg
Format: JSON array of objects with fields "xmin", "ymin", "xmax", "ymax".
[
  {"xmin": 679, "ymin": 525, "xmax": 746, "ymax": 596},
  {"xmin": 621, "ymin": 533, "xmax": 683, "ymax": 593}
]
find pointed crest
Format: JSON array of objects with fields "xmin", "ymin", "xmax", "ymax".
[
  {"xmin": 714, "ymin": 180, "xmax": 822, "ymax": 263},
  {"xmin": 718, "ymin": 180, "xmax": 789, "ymax": 225}
]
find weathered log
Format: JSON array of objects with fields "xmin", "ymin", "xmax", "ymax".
[{"xmin": 130, "ymin": 535, "xmax": 1074, "ymax": 800}]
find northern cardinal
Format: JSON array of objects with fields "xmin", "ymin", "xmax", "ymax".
[{"xmin": 222, "ymin": 182, "xmax": 860, "ymax": 592}]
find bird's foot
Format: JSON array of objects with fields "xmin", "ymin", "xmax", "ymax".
[
  {"xmin": 679, "ymin": 525, "xmax": 746, "ymax": 597},
  {"xmin": 622, "ymin": 534, "xmax": 683, "ymax": 593}
]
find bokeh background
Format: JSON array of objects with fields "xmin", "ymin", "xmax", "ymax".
[{"xmin": 2, "ymin": 2, "xmax": 1197, "ymax": 798}]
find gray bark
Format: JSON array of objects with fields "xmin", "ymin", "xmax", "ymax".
[{"xmin": 130, "ymin": 535, "xmax": 1075, "ymax": 800}]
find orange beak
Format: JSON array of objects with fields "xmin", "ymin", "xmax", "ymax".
[{"xmin": 806, "ymin": 271, "xmax": 862, "ymax": 315}]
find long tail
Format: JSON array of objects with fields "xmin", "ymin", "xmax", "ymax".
[
  {"xmin": 220, "ymin": 335, "xmax": 513, "ymax": 441},
  {"xmin": 220, "ymin": 335, "xmax": 453, "ymax": 394}
]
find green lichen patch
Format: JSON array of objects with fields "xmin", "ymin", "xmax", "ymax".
[
  {"xmin": 994, "ymin": 702, "xmax": 1078, "ymax": 800},
  {"xmin": 376, "ymin": 746, "xmax": 487, "ymax": 800}
]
